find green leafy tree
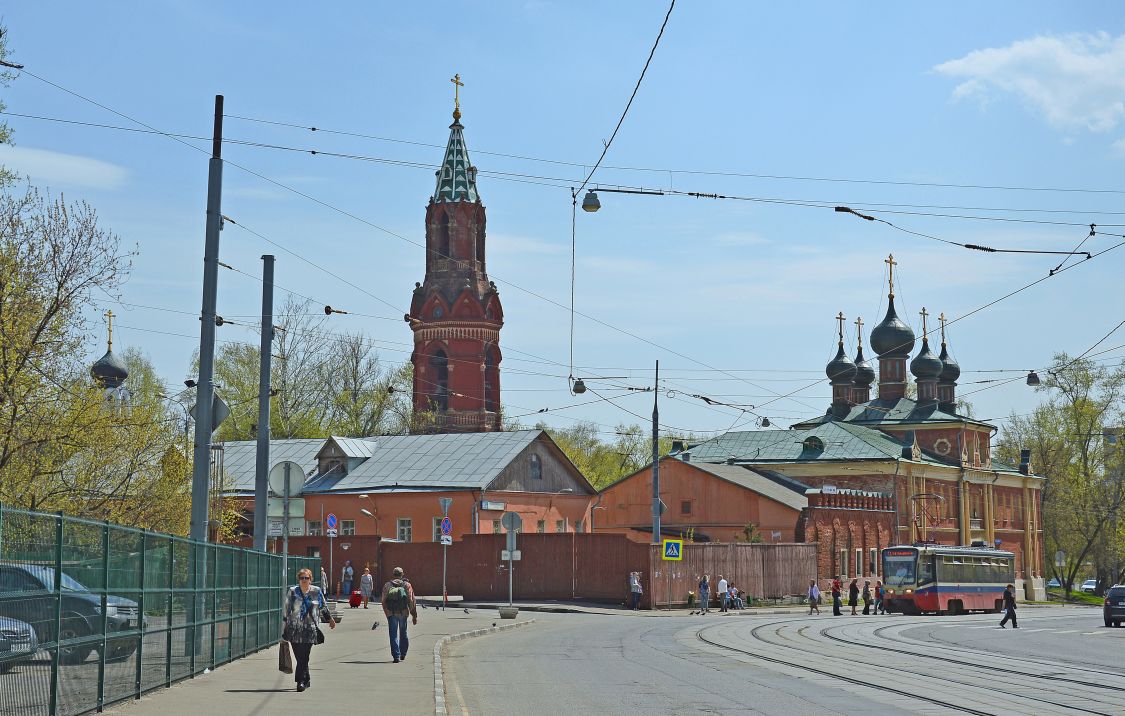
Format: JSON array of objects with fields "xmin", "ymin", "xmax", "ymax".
[
  {"xmin": 539, "ymin": 420, "xmax": 692, "ymax": 489},
  {"xmin": 996, "ymin": 354, "xmax": 1125, "ymax": 595},
  {"xmin": 0, "ymin": 24, "xmax": 17, "ymax": 187}
]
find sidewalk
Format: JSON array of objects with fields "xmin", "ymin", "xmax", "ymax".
[{"xmin": 107, "ymin": 605, "xmax": 504, "ymax": 716}]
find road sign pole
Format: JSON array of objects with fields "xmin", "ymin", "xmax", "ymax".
[{"xmin": 282, "ymin": 462, "xmax": 290, "ymax": 581}]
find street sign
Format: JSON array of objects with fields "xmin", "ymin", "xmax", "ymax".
[
  {"xmin": 267, "ymin": 517, "xmax": 303, "ymax": 537},
  {"xmin": 1055, "ymin": 550, "xmax": 1066, "ymax": 567},
  {"xmin": 326, "ymin": 513, "xmax": 338, "ymax": 530},
  {"xmin": 188, "ymin": 393, "xmax": 231, "ymax": 434},
  {"xmin": 267, "ymin": 497, "xmax": 305, "ymax": 518},
  {"xmin": 501, "ymin": 549, "xmax": 522, "ymax": 561},
  {"xmin": 440, "ymin": 535, "xmax": 452, "ymax": 546},
  {"xmin": 501, "ymin": 511, "xmax": 522, "ymax": 532},
  {"xmin": 662, "ymin": 538, "xmax": 683, "ymax": 561},
  {"xmin": 506, "ymin": 529, "xmax": 518, "ymax": 552},
  {"xmin": 268, "ymin": 461, "xmax": 305, "ymax": 497},
  {"xmin": 439, "ymin": 497, "xmax": 453, "ymax": 516},
  {"xmin": 822, "ymin": 485, "xmax": 838, "ymax": 495},
  {"xmin": 289, "ymin": 523, "xmax": 304, "ymax": 537},
  {"xmin": 326, "ymin": 528, "xmax": 338, "ymax": 538},
  {"xmin": 441, "ymin": 517, "xmax": 452, "ymax": 536},
  {"xmin": 658, "ymin": 499, "xmax": 667, "ymax": 516}
]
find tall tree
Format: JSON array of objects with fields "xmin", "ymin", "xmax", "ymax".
[
  {"xmin": 0, "ymin": 24, "xmax": 17, "ymax": 187},
  {"xmin": 996, "ymin": 354, "xmax": 1125, "ymax": 594},
  {"xmin": 540, "ymin": 420, "xmax": 691, "ymax": 489}
]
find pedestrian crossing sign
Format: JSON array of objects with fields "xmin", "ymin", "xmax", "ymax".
[{"xmin": 662, "ymin": 538, "xmax": 683, "ymax": 561}]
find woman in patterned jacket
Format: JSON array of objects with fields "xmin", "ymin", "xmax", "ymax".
[{"xmin": 283, "ymin": 567, "xmax": 336, "ymax": 692}]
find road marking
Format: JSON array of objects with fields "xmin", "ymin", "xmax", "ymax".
[
  {"xmin": 1020, "ymin": 628, "xmax": 1051, "ymax": 632},
  {"xmin": 968, "ymin": 625, "xmax": 998, "ymax": 629},
  {"xmin": 1082, "ymin": 631, "xmax": 1107, "ymax": 636},
  {"xmin": 1052, "ymin": 629, "xmax": 1080, "ymax": 634}
]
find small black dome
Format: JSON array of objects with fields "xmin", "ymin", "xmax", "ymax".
[
  {"xmin": 826, "ymin": 343, "xmax": 857, "ymax": 384},
  {"xmin": 854, "ymin": 346, "xmax": 876, "ymax": 387},
  {"xmin": 910, "ymin": 337, "xmax": 943, "ymax": 379},
  {"xmin": 939, "ymin": 343, "xmax": 961, "ymax": 383},
  {"xmin": 91, "ymin": 349, "xmax": 128, "ymax": 389},
  {"xmin": 870, "ymin": 298, "xmax": 916, "ymax": 357}
]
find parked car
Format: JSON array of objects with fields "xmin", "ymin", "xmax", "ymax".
[
  {"xmin": 0, "ymin": 615, "xmax": 39, "ymax": 673},
  {"xmin": 1047, "ymin": 578, "xmax": 1061, "ymax": 588},
  {"xmin": 0, "ymin": 563, "xmax": 142, "ymax": 665},
  {"xmin": 1104, "ymin": 585, "xmax": 1125, "ymax": 627},
  {"xmin": 1081, "ymin": 579, "xmax": 1098, "ymax": 594}
]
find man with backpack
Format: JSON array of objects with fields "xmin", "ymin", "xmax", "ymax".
[{"xmin": 381, "ymin": 566, "xmax": 418, "ymax": 663}]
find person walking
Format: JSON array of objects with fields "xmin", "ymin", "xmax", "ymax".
[
  {"xmin": 359, "ymin": 567, "xmax": 375, "ymax": 609},
  {"xmin": 282, "ymin": 567, "xmax": 336, "ymax": 692},
  {"xmin": 807, "ymin": 580, "xmax": 821, "ymax": 615},
  {"xmin": 862, "ymin": 580, "xmax": 873, "ymax": 615},
  {"xmin": 629, "ymin": 571, "xmax": 643, "ymax": 610},
  {"xmin": 717, "ymin": 575, "xmax": 730, "ymax": 613},
  {"xmin": 381, "ymin": 566, "xmax": 418, "ymax": 662},
  {"xmin": 341, "ymin": 561, "xmax": 354, "ymax": 600},
  {"xmin": 320, "ymin": 566, "xmax": 329, "ymax": 595},
  {"xmin": 848, "ymin": 579, "xmax": 860, "ymax": 615},
  {"xmin": 698, "ymin": 575, "xmax": 710, "ymax": 614},
  {"xmin": 999, "ymin": 583, "xmax": 1019, "ymax": 629},
  {"xmin": 831, "ymin": 576, "xmax": 842, "ymax": 616},
  {"xmin": 875, "ymin": 580, "xmax": 886, "ymax": 614}
]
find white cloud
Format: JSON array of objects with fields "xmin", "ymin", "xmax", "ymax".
[
  {"xmin": 934, "ymin": 32, "xmax": 1125, "ymax": 132},
  {"xmin": 0, "ymin": 146, "xmax": 129, "ymax": 189}
]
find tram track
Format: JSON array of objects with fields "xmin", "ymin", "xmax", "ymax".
[{"xmin": 695, "ymin": 616, "xmax": 1124, "ymax": 716}]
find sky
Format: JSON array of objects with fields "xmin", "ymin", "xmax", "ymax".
[{"xmin": 2, "ymin": 1, "xmax": 1124, "ymax": 442}]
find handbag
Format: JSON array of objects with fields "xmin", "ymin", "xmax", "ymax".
[
  {"xmin": 278, "ymin": 639, "xmax": 294, "ymax": 674},
  {"xmin": 315, "ymin": 627, "xmax": 325, "ymax": 645}
]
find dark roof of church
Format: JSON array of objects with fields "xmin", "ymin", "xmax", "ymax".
[
  {"xmin": 686, "ymin": 421, "xmax": 939, "ymax": 465},
  {"xmin": 789, "ymin": 397, "xmax": 991, "ymax": 430},
  {"xmin": 433, "ymin": 118, "xmax": 479, "ymax": 203}
]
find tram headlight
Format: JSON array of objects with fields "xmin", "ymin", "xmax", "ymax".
[
  {"xmin": 887, "ymin": 589, "xmax": 895, "ymax": 595},
  {"xmin": 905, "ymin": 588, "xmax": 913, "ymax": 594}
]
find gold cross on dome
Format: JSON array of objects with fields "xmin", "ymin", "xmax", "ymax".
[
  {"xmin": 836, "ymin": 311, "xmax": 846, "ymax": 344},
  {"xmin": 451, "ymin": 74, "xmax": 464, "ymax": 118},
  {"xmin": 885, "ymin": 253, "xmax": 897, "ymax": 297},
  {"xmin": 919, "ymin": 307, "xmax": 929, "ymax": 336},
  {"xmin": 938, "ymin": 312, "xmax": 947, "ymax": 344},
  {"xmin": 104, "ymin": 309, "xmax": 115, "ymax": 350},
  {"xmin": 855, "ymin": 316, "xmax": 864, "ymax": 349}
]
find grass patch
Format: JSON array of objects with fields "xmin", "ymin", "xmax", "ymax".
[{"xmin": 1046, "ymin": 588, "xmax": 1103, "ymax": 605}]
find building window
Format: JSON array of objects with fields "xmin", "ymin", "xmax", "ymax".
[
  {"xmin": 430, "ymin": 350, "xmax": 449, "ymax": 411},
  {"xmin": 838, "ymin": 549, "xmax": 849, "ymax": 578},
  {"xmin": 681, "ymin": 500, "xmax": 692, "ymax": 515},
  {"xmin": 855, "ymin": 549, "xmax": 863, "ymax": 577},
  {"xmin": 397, "ymin": 518, "xmax": 413, "ymax": 543},
  {"xmin": 307, "ymin": 520, "xmax": 322, "ymax": 537},
  {"xmin": 536, "ymin": 520, "xmax": 545, "ymax": 533},
  {"xmin": 556, "ymin": 520, "xmax": 566, "ymax": 533},
  {"xmin": 869, "ymin": 549, "xmax": 879, "ymax": 576},
  {"xmin": 492, "ymin": 519, "xmax": 502, "ymax": 534},
  {"xmin": 341, "ymin": 520, "xmax": 356, "ymax": 536},
  {"xmin": 530, "ymin": 454, "xmax": 542, "ymax": 480},
  {"xmin": 576, "ymin": 520, "xmax": 584, "ymax": 533},
  {"xmin": 433, "ymin": 517, "xmax": 443, "ymax": 542}
]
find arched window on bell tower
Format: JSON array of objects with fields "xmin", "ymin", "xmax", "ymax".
[
  {"xmin": 430, "ymin": 350, "xmax": 449, "ymax": 411},
  {"xmin": 484, "ymin": 347, "xmax": 499, "ymax": 412},
  {"xmin": 438, "ymin": 212, "xmax": 451, "ymax": 262}
]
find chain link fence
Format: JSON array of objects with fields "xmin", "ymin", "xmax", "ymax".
[{"xmin": 0, "ymin": 505, "xmax": 318, "ymax": 715}]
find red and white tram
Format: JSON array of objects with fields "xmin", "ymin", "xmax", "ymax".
[{"xmin": 882, "ymin": 544, "xmax": 1015, "ymax": 615}]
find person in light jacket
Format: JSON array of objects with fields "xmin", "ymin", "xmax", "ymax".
[
  {"xmin": 282, "ymin": 568, "xmax": 336, "ymax": 692},
  {"xmin": 807, "ymin": 580, "xmax": 821, "ymax": 615},
  {"xmin": 698, "ymin": 575, "xmax": 710, "ymax": 614}
]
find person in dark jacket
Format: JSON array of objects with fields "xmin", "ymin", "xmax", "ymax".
[
  {"xmin": 861, "ymin": 581, "xmax": 873, "ymax": 615},
  {"xmin": 848, "ymin": 579, "xmax": 860, "ymax": 615},
  {"xmin": 282, "ymin": 568, "xmax": 336, "ymax": 691},
  {"xmin": 999, "ymin": 584, "xmax": 1019, "ymax": 628},
  {"xmin": 831, "ymin": 576, "xmax": 842, "ymax": 616}
]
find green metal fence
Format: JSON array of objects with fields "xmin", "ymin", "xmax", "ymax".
[{"xmin": 0, "ymin": 505, "xmax": 318, "ymax": 715}]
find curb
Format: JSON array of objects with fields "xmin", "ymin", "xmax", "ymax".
[{"xmin": 433, "ymin": 619, "xmax": 536, "ymax": 716}]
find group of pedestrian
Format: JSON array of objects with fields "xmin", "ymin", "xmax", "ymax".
[
  {"xmin": 808, "ymin": 576, "xmax": 886, "ymax": 616},
  {"xmin": 281, "ymin": 563, "xmax": 419, "ymax": 691},
  {"xmin": 693, "ymin": 574, "xmax": 746, "ymax": 613}
]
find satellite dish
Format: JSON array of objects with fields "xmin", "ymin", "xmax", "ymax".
[{"xmin": 269, "ymin": 460, "xmax": 305, "ymax": 497}]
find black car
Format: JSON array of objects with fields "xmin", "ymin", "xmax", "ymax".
[
  {"xmin": 1104, "ymin": 585, "xmax": 1125, "ymax": 627},
  {"xmin": 0, "ymin": 563, "xmax": 142, "ymax": 664},
  {"xmin": 0, "ymin": 615, "xmax": 39, "ymax": 673}
]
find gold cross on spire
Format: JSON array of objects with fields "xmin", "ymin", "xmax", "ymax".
[
  {"xmin": 836, "ymin": 311, "xmax": 846, "ymax": 344},
  {"xmin": 919, "ymin": 306, "xmax": 929, "ymax": 337},
  {"xmin": 938, "ymin": 311, "xmax": 947, "ymax": 345},
  {"xmin": 104, "ymin": 309, "xmax": 115, "ymax": 351},
  {"xmin": 855, "ymin": 316, "xmax": 864, "ymax": 350},
  {"xmin": 451, "ymin": 73, "xmax": 464, "ymax": 120},
  {"xmin": 885, "ymin": 253, "xmax": 897, "ymax": 298}
]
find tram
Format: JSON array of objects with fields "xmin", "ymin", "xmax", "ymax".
[{"xmin": 881, "ymin": 544, "xmax": 1015, "ymax": 615}]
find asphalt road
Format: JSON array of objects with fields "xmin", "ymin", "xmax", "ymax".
[{"xmin": 444, "ymin": 606, "xmax": 1121, "ymax": 715}]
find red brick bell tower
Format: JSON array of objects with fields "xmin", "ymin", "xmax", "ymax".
[{"xmin": 408, "ymin": 85, "xmax": 503, "ymax": 433}]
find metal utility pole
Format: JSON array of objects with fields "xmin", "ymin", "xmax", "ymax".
[
  {"xmin": 252, "ymin": 255, "xmax": 275, "ymax": 551},
  {"xmin": 282, "ymin": 462, "xmax": 291, "ymax": 580},
  {"xmin": 190, "ymin": 95, "xmax": 225, "ymax": 542},
  {"xmin": 652, "ymin": 359, "xmax": 661, "ymax": 544}
]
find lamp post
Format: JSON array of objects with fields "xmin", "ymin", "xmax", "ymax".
[{"xmin": 652, "ymin": 360, "xmax": 661, "ymax": 544}]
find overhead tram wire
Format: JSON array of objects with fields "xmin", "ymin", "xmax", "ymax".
[
  {"xmin": 13, "ymin": 66, "xmax": 1119, "ymax": 418},
  {"xmin": 10, "ymin": 110, "xmax": 1125, "ymax": 222}
]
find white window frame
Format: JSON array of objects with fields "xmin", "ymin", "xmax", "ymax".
[
  {"xmin": 555, "ymin": 519, "xmax": 566, "ymax": 533},
  {"xmin": 536, "ymin": 520, "xmax": 545, "ymax": 534},
  {"xmin": 855, "ymin": 548, "xmax": 863, "ymax": 577},
  {"xmin": 838, "ymin": 549, "xmax": 849, "ymax": 578},
  {"xmin": 492, "ymin": 519, "xmax": 502, "ymax": 534},
  {"xmin": 306, "ymin": 520, "xmax": 322, "ymax": 537},
  {"xmin": 397, "ymin": 518, "xmax": 413, "ymax": 543},
  {"xmin": 341, "ymin": 519, "xmax": 356, "ymax": 536}
]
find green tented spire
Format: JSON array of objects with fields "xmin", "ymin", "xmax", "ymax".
[{"xmin": 433, "ymin": 116, "xmax": 479, "ymax": 204}]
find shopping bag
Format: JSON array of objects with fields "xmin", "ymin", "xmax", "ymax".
[{"xmin": 278, "ymin": 639, "xmax": 294, "ymax": 674}]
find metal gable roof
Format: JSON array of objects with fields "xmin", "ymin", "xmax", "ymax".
[
  {"xmin": 218, "ymin": 439, "xmax": 323, "ymax": 493},
  {"xmin": 686, "ymin": 421, "xmax": 926, "ymax": 464},
  {"xmin": 686, "ymin": 462, "xmax": 809, "ymax": 512}
]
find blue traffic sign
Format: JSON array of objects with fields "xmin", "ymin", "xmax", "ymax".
[
  {"xmin": 662, "ymin": 538, "xmax": 683, "ymax": 561},
  {"xmin": 441, "ymin": 516, "xmax": 452, "ymax": 536},
  {"xmin": 326, "ymin": 513, "xmax": 338, "ymax": 530}
]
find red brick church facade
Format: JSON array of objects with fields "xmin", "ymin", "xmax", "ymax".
[{"xmin": 408, "ymin": 102, "xmax": 503, "ymax": 432}]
